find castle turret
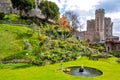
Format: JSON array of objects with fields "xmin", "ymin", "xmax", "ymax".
[
  {"xmin": 104, "ymin": 17, "xmax": 113, "ymax": 39},
  {"xmin": 95, "ymin": 8, "xmax": 105, "ymax": 41}
]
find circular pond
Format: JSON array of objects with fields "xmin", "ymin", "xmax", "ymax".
[{"xmin": 64, "ymin": 66, "xmax": 103, "ymax": 77}]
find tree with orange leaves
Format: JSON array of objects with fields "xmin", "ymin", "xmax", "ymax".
[{"xmin": 58, "ymin": 15, "xmax": 70, "ymax": 29}]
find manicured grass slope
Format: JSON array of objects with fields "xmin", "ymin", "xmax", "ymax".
[
  {"xmin": 0, "ymin": 57, "xmax": 119, "ymax": 80},
  {"xmin": 0, "ymin": 24, "xmax": 33, "ymax": 59}
]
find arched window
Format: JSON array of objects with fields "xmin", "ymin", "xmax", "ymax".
[{"xmin": 108, "ymin": 46, "xmax": 110, "ymax": 51}]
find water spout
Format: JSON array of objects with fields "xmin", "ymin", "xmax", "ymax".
[{"xmin": 79, "ymin": 65, "xmax": 84, "ymax": 72}]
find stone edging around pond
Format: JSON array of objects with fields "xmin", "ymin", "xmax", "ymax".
[{"xmin": 63, "ymin": 66, "xmax": 103, "ymax": 77}]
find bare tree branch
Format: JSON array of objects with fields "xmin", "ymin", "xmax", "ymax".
[{"xmin": 64, "ymin": 10, "xmax": 83, "ymax": 31}]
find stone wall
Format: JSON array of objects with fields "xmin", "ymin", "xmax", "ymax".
[
  {"xmin": 87, "ymin": 19, "xmax": 95, "ymax": 31},
  {"xmin": 73, "ymin": 31, "xmax": 85, "ymax": 40},
  {"xmin": 105, "ymin": 40, "xmax": 120, "ymax": 52},
  {"xmin": 0, "ymin": 0, "xmax": 12, "ymax": 13}
]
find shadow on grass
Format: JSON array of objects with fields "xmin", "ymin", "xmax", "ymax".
[
  {"xmin": 13, "ymin": 63, "xmax": 34, "ymax": 69},
  {"xmin": 0, "ymin": 63, "xmax": 34, "ymax": 69}
]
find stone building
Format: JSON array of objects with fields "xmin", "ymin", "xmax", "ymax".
[
  {"xmin": 75, "ymin": 9, "xmax": 119, "ymax": 43},
  {"xmin": 105, "ymin": 40, "xmax": 120, "ymax": 52},
  {"xmin": 0, "ymin": 0, "xmax": 12, "ymax": 13}
]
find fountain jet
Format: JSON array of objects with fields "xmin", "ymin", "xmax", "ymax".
[{"xmin": 79, "ymin": 65, "xmax": 84, "ymax": 72}]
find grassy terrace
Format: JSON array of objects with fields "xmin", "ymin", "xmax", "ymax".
[
  {"xmin": 0, "ymin": 24, "xmax": 33, "ymax": 59},
  {"xmin": 0, "ymin": 57, "xmax": 120, "ymax": 80}
]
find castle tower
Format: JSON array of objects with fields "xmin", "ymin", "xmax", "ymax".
[
  {"xmin": 0, "ymin": 0, "xmax": 12, "ymax": 13},
  {"xmin": 87, "ymin": 19, "xmax": 95, "ymax": 31},
  {"xmin": 95, "ymin": 9, "xmax": 105, "ymax": 41},
  {"xmin": 104, "ymin": 17, "xmax": 113, "ymax": 39},
  {"xmin": 86, "ymin": 20, "xmax": 95, "ymax": 42}
]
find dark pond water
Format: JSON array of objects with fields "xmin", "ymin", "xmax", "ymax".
[{"xmin": 64, "ymin": 66, "xmax": 103, "ymax": 77}]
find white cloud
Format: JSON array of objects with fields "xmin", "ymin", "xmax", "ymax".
[
  {"xmin": 48, "ymin": 0, "xmax": 101, "ymax": 12},
  {"xmin": 64, "ymin": 0, "xmax": 100, "ymax": 11},
  {"xmin": 106, "ymin": 12, "xmax": 120, "ymax": 20}
]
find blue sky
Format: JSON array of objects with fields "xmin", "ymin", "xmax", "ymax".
[{"xmin": 48, "ymin": 0, "xmax": 120, "ymax": 38}]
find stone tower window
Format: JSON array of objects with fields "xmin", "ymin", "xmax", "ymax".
[{"xmin": 108, "ymin": 46, "xmax": 110, "ymax": 51}]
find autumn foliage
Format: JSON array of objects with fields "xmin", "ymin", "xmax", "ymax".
[{"xmin": 58, "ymin": 15, "xmax": 70, "ymax": 29}]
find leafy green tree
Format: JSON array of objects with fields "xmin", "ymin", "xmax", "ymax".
[
  {"xmin": 38, "ymin": 0, "xmax": 60, "ymax": 21},
  {"xmin": 11, "ymin": 0, "xmax": 35, "ymax": 16}
]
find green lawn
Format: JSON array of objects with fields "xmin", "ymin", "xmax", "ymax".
[
  {"xmin": 0, "ymin": 24, "xmax": 33, "ymax": 59},
  {"xmin": 0, "ymin": 57, "xmax": 120, "ymax": 80}
]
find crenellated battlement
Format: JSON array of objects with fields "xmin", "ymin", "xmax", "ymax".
[{"xmin": 95, "ymin": 8, "xmax": 105, "ymax": 14}]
